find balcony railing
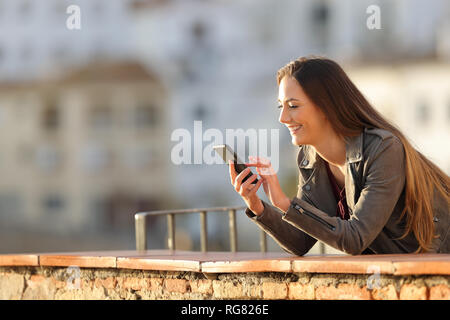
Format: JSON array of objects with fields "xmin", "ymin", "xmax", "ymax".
[
  {"xmin": 135, "ymin": 206, "xmax": 270, "ymax": 252},
  {"xmin": 135, "ymin": 206, "xmax": 327, "ymax": 254}
]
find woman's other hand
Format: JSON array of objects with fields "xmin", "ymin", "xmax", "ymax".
[
  {"xmin": 245, "ymin": 156, "xmax": 291, "ymax": 212},
  {"xmin": 229, "ymin": 160, "xmax": 264, "ymax": 215}
]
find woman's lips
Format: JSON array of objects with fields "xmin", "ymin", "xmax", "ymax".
[{"xmin": 288, "ymin": 125, "xmax": 303, "ymax": 134}]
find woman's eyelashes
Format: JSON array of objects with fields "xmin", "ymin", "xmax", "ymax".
[{"xmin": 277, "ymin": 104, "xmax": 299, "ymax": 109}]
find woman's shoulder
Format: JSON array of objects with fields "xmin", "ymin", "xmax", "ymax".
[
  {"xmin": 364, "ymin": 127, "xmax": 400, "ymax": 142},
  {"xmin": 363, "ymin": 127, "xmax": 403, "ymax": 154},
  {"xmin": 362, "ymin": 127, "xmax": 405, "ymax": 166}
]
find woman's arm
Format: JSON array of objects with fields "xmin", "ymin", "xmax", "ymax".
[{"xmin": 245, "ymin": 200, "xmax": 318, "ymax": 256}]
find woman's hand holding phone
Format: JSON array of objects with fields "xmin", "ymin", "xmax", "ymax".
[
  {"xmin": 245, "ymin": 156, "xmax": 291, "ymax": 213},
  {"xmin": 228, "ymin": 160, "xmax": 264, "ymax": 215}
]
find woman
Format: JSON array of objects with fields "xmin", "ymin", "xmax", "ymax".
[{"xmin": 229, "ymin": 56, "xmax": 449, "ymax": 255}]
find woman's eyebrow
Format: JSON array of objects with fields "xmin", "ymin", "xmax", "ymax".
[{"xmin": 277, "ymin": 98, "xmax": 301, "ymax": 103}]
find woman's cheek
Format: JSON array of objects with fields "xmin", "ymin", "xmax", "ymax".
[{"xmin": 291, "ymin": 109, "xmax": 302, "ymax": 122}]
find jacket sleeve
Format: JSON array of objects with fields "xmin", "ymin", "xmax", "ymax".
[
  {"xmin": 282, "ymin": 136, "xmax": 406, "ymax": 255},
  {"xmin": 245, "ymin": 201, "xmax": 318, "ymax": 256}
]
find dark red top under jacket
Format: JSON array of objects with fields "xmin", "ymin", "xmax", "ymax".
[{"xmin": 325, "ymin": 161, "xmax": 350, "ymax": 220}]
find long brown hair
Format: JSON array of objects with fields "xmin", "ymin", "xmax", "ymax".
[{"xmin": 277, "ymin": 55, "xmax": 449, "ymax": 253}]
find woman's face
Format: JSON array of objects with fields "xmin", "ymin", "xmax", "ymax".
[{"xmin": 278, "ymin": 76, "xmax": 329, "ymax": 146}]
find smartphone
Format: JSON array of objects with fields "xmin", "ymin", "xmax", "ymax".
[{"xmin": 213, "ymin": 144, "xmax": 258, "ymax": 184}]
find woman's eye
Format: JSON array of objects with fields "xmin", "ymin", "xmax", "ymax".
[{"xmin": 277, "ymin": 105, "xmax": 298, "ymax": 109}]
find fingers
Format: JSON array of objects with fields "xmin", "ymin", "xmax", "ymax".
[
  {"xmin": 229, "ymin": 157, "xmax": 264, "ymax": 198},
  {"xmin": 228, "ymin": 160, "xmax": 237, "ymax": 184},
  {"xmin": 234, "ymin": 167, "xmax": 251, "ymax": 189},
  {"xmin": 245, "ymin": 163, "xmax": 270, "ymax": 168},
  {"xmin": 239, "ymin": 172, "xmax": 257, "ymax": 193},
  {"xmin": 247, "ymin": 156, "xmax": 270, "ymax": 165},
  {"xmin": 244, "ymin": 178, "xmax": 263, "ymax": 197},
  {"xmin": 230, "ymin": 161, "xmax": 255, "ymax": 187},
  {"xmin": 255, "ymin": 166, "xmax": 264, "ymax": 176},
  {"xmin": 232, "ymin": 167, "xmax": 259, "ymax": 193},
  {"xmin": 246, "ymin": 156, "xmax": 273, "ymax": 177},
  {"xmin": 238, "ymin": 172, "xmax": 264, "ymax": 198},
  {"xmin": 260, "ymin": 156, "xmax": 278, "ymax": 176},
  {"xmin": 245, "ymin": 158, "xmax": 270, "ymax": 168}
]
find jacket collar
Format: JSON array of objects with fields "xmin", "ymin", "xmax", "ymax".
[{"xmin": 298, "ymin": 130, "xmax": 364, "ymax": 169}]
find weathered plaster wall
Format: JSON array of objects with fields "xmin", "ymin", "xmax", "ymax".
[{"xmin": 1, "ymin": 266, "xmax": 449, "ymax": 300}]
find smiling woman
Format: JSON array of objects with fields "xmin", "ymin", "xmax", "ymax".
[{"xmin": 229, "ymin": 55, "xmax": 449, "ymax": 255}]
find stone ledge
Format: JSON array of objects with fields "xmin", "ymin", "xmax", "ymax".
[
  {"xmin": 0, "ymin": 266, "xmax": 449, "ymax": 300},
  {"xmin": 1, "ymin": 251, "xmax": 449, "ymax": 300},
  {"xmin": 0, "ymin": 251, "xmax": 449, "ymax": 276}
]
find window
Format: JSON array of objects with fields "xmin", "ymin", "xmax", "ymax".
[
  {"xmin": 42, "ymin": 194, "xmax": 65, "ymax": 213},
  {"xmin": 312, "ymin": 2, "xmax": 329, "ymax": 26},
  {"xmin": 310, "ymin": 1, "xmax": 330, "ymax": 49},
  {"xmin": 193, "ymin": 104, "xmax": 207, "ymax": 121},
  {"xmin": 81, "ymin": 144, "xmax": 110, "ymax": 173},
  {"xmin": 192, "ymin": 20, "xmax": 207, "ymax": 43},
  {"xmin": 42, "ymin": 103, "xmax": 60, "ymax": 130},
  {"xmin": 134, "ymin": 105, "xmax": 158, "ymax": 128}
]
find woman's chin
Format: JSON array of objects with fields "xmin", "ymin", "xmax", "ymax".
[{"xmin": 291, "ymin": 135, "xmax": 305, "ymax": 146}]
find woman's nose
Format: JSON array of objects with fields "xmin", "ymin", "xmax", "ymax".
[{"xmin": 278, "ymin": 106, "xmax": 291, "ymax": 124}]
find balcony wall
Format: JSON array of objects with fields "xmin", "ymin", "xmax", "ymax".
[{"xmin": 0, "ymin": 251, "xmax": 449, "ymax": 300}]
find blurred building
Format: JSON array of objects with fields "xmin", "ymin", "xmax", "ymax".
[
  {"xmin": 0, "ymin": 0, "xmax": 135, "ymax": 81},
  {"xmin": 0, "ymin": 61, "xmax": 171, "ymax": 234},
  {"xmin": 347, "ymin": 61, "xmax": 450, "ymax": 175},
  {"xmin": 0, "ymin": 0, "xmax": 448, "ymax": 254}
]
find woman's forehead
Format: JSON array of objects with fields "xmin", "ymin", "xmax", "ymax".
[{"xmin": 278, "ymin": 77, "xmax": 307, "ymax": 102}]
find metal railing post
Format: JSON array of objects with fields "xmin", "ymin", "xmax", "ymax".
[
  {"xmin": 260, "ymin": 229, "xmax": 267, "ymax": 253},
  {"xmin": 320, "ymin": 242, "xmax": 326, "ymax": 254},
  {"xmin": 228, "ymin": 209, "xmax": 237, "ymax": 252},
  {"xmin": 200, "ymin": 211, "xmax": 208, "ymax": 252},
  {"xmin": 167, "ymin": 213, "xmax": 175, "ymax": 250},
  {"xmin": 135, "ymin": 213, "xmax": 147, "ymax": 251}
]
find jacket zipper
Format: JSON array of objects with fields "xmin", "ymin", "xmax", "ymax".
[{"xmin": 292, "ymin": 204, "xmax": 336, "ymax": 231}]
